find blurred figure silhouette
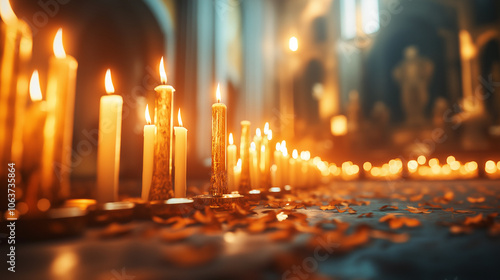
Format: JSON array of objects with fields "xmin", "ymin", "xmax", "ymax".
[{"xmin": 393, "ymin": 46, "xmax": 434, "ymax": 126}]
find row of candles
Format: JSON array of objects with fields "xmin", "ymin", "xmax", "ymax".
[{"xmin": 3, "ymin": 1, "xmax": 500, "ymax": 211}]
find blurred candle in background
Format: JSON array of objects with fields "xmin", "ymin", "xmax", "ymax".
[
  {"xmin": 41, "ymin": 28, "xmax": 78, "ymax": 203},
  {"xmin": 209, "ymin": 84, "xmax": 227, "ymax": 196},
  {"xmin": 174, "ymin": 109, "xmax": 187, "ymax": 198},
  {"xmin": 234, "ymin": 159, "xmax": 242, "ymax": 189},
  {"xmin": 239, "ymin": 120, "xmax": 251, "ymax": 193},
  {"xmin": 142, "ymin": 105, "xmax": 155, "ymax": 201},
  {"xmin": 254, "ymin": 128, "xmax": 262, "ymax": 185},
  {"xmin": 273, "ymin": 142, "xmax": 282, "ymax": 187},
  {"xmin": 0, "ymin": 0, "xmax": 32, "ymax": 173},
  {"xmin": 227, "ymin": 133, "xmax": 237, "ymax": 192},
  {"xmin": 96, "ymin": 69, "xmax": 122, "ymax": 203},
  {"xmin": 22, "ymin": 71, "xmax": 46, "ymax": 174},
  {"xmin": 249, "ymin": 142, "xmax": 259, "ymax": 189}
]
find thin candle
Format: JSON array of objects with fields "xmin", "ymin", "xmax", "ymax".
[
  {"xmin": 149, "ymin": 57, "xmax": 174, "ymax": 200},
  {"xmin": 96, "ymin": 69, "xmax": 123, "ymax": 203},
  {"xmin": 210, "ymin": 84, "xmax": 227, "ymax": 196},
  {"xmin": 142, "ymin": 105, "xmax": 155, "ymax": 200},
  {"xmin": 227, "ymin": 133, "xmax": 237, "ymax": 192},
  {"xmin": 174, "ymin": 109, "xmax": 187, "ymax": 198},
  {"xmin": 41, "ymin": 28, "xmax": 78, "ymax": 202}
]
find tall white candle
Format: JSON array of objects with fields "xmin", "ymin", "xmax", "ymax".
[
  {"xmin": 142, "ymin": 105, "xmax": 155, "ymax": 201},
  {"xmin": 174, "ymin": 109, "xmax": 187, "ymax": 198},
  {"xmin": 97, "ymin": 69, "xmax": 123, "ymax": 203},
  {"xmin": 41, "ymin": 28, "xmax": 78, "ymax": 202},
  {"xmin": 227, "ymin": 133, "xmax": 237, "ymax": 192}
]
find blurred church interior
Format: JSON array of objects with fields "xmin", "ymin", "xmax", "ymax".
[{"xmin": 11, "ymin": 0, "xmax": 500, "ymax": 190}]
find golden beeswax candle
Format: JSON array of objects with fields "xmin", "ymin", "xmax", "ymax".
[
  {"xmin": 209, "ymin": 84, "xmax": 227, "ymax": 196},
  {"xmin": 149, "ymin": 57, "xmax": 174, "ymax": 201}
]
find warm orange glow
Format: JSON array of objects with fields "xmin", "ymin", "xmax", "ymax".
[
  {"xmin": 446, "ymin": 156, "xmax": 455, "ymax": 165},
  {"xmin": 229, "ymin": 133, "xmax": 234, "ymax": 145},
  {"xmin": 363, "ymin": 162, "xmax": 372, "ymax": 171},
  {"xmin": 177, "ymin": 109, "xmax": 183, "ymax": 127},
  {"xmin": 144, "ymin": 105, "xmax": 151, "ymax": 125},
  {"xmin": 450, "ymin": 161, "xmax": 460, "ymax": 171},
  {"xmin": 0, "ymin": 0, "xmax": 17, "ymax": 25},
  {"xmin": 159, "ymin": 56, "xmax": 167, "ymax": 84},
  {"xmin": 53, "ymin": 28, "xmax": 66, "ymax": 59},
  {"xmin": 29, "ymin": 70, "xmax": 42, "ymax": 101},
  {"xmin": 256, "ymin": 128, "xmax": 261, "ymax": 137},
  {"xmin": 417, "ymin": 155, "xmax": 426, "ymax": 165},
  {"xmin": 485, "ymin": 160, "xmax": 497, "ymax": 174},
  {"xmin": 429, "ymin": 158, "xmax": 439, "ymax": 167},
  {"xmin": 289, "ymin": 36, "xmax": 298, "ymax": 52},
  {"xmin": 408, "ymin": 160, "xmax": 418, "ymax": 171},
  {"xmin": 105, "ymin": 69, "xmax": 114, "ymax": 94},
  {"xmin": 292, "ymin": 149, "xmax": 298, "ymax": 159},
  {"xmin": 330, "ymin": 115, "xmax": 347, "ymax": 136},
  {"xmin": 264, "ymin": 122, "xmax": 269, "ymax": 135},
  {"xmin": 216, "ymin": 83, "xmax": 221, "ymax": 103},
  {"xmin": 459, "ymin": 30, "xmax": 476, "ymax": 59}
]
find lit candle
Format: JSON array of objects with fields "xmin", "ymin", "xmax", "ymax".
[
  {"xmin": 290, "ymin": 149, "xmax": 298, "ymax": 187},
  {"xmin": 234, "ymin": 159, "xmax": 242, "ymax": 188},
  {"xmin": 210, "ymin": 84, "xmax": 227, "ymax": 196},
  {"xmin": 22, "ymin": 71, "xmax": 46, "ymax": 173},
  {"xmin": 149, "ymin": 57, "xmax": 174, "ymax": 200},
  {"xmin": 96, "ymin": 69, "xmax": 123, "ymax": 203},
  {"xmin": 239, "ymin": 120, "xmax": 251, "ymax": 193},
  {"xmin": 253, "ymin": 128, "xmax": 262, "ymax": 186},
  {"xmin": 280, "ymin": 141, "xmax": 289, "ymax": 186},
  {"xmin": 41, "ymin": 28, "xmax": 78, "ymax": 202},
  {"xmin": 227, "ymin": 133, "xmax": 237, "ymax": 192},
  {"xmin": 249, "ymin": 142, "xmax": 259, "ymax": 189},
  {"xmin": 273, "ymin": 142, "xmax": 282, "ymax": 187},
  {"xmin": 142, "ymin": 105, "xmax": 155, "ymax": 201},
  {"xmin": 174, "ymin": 109, "xmax": 187, "ymax": 198},
  {"xmin": 0, "ymin": 0, "xmax": 32, "ymax": 170}
]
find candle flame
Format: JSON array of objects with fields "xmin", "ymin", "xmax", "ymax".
[
  {"xmin": 159, "ymin": 56, "xmax": 167, "ymax": 84},
  {"xmin": 276, "ymin": 142, "xmax": 281, "ymax": 151},
  {"xmin": 237, "ymin": 158, "xmax": 242, "ymax": 168},
  {"xmin": 289, "ymin": 36, "xmax": 298, "ymax": 52},
  {"xmin": 0, "ymin": 0, "xmax": 17, "ymax": 24},
  {"xmin": 267, "ymin": 130, "xmax": 272, "ymax": 140},
  {"xmin": 178, "ymin": 108, "xmax": 183, "ymax": 127},
  {"xmin": 250, "ymin": 142, "xmax": 256, "ymax": 150},
  {"xmin": 281, "ymin": 140, "xmax": 286, "ymax": 148},
  {"xmin": 292, "ymin": 149, "xmax": 298, "ymax": 159},
  {"xmin": 216, "ymin": 83, "xmax": 221, "ymax": 103},
  {"xmin": 105, "ymin": 69, "xmax": 115, "ymax": 94},
  {"xmin": 53, "ymin": 28, "xmax": 66, "ymax": 59},
  {"xmin": 261, "ymin": 145, "xmax": 265, "ymax": 152},
  {"xmin": 29, "ymin": 70, "xmax": 42, "ymax": 101},
  {"xmin": 229, "ymin": 133, "xmax": 234, "ymax": 145},
  {"xmin": 145, "ymin": 105, "xmax": 151, "ymax": 125},
  {"xmin": 256, "ymin": 128, "xmax": 261, "ymax": 137},
  {"xmin": 264, "ymin": 122, "xmax": 269, "ymax": 135}
]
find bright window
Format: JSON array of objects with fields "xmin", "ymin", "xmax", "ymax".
[
  {"xmin": 361, "ymin": 0, "xmax": 380, "ymax": 34},
  {"xmin": 340, "ymin": 0, "xmax": 356, "ymax": 39}
]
